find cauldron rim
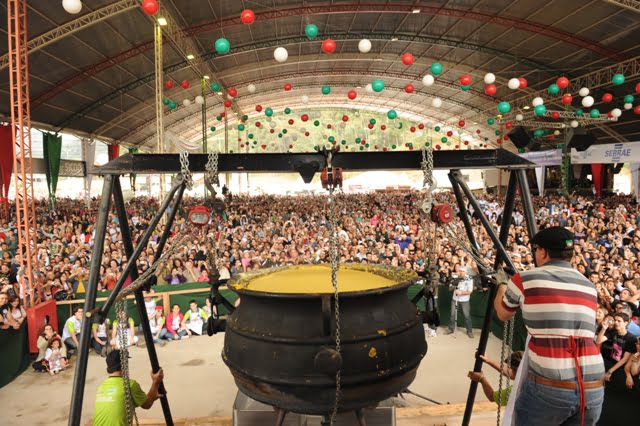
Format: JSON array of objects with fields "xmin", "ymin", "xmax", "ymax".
[{"xmin": 228, "ymin": 263, "xmax": 418, "ymax": 299}]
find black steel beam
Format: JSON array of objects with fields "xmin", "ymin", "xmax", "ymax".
[
  {"xmin": 93, "ymin": 149, "xmax": 534, "ymax": 175},
  {"xmin": 515, "ymin": 169, "xmax": 539, "ymax": 243}
]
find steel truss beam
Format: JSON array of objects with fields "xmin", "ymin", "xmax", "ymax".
[
  {"xmin": 498, "ymin": 110, "xmax": 618, "ymax": 125},
  {"xmin": 0, "ymin": 0, "xmax": 137, "ymax": 71},
  {"xmin": 604, "ymin": 0, "xmax": 640, "ymax": 12}
]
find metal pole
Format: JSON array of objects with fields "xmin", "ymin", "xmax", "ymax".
[
  {"xmin": 202, "ymin": 77, "xmax": 208, "ymax": 198},
  {"xmin": 460, "ymin": 173, "xmax": 516, "ymax": 426},
  {"xmin": 515, "ymin": 169, "xmax": 539, "ymax": 242},
  {"xmin": 112, "ymin": 177, "xmax": 175, "ymax": 426},
  {"xmin": 154, "ymin": 22, "xmax": 165, "ymax": 201},
  {"xmin": 68, "ymin": 174, "xmax": 114, "ymax": 426}
]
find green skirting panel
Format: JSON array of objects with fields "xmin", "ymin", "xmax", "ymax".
[{"xmin": 0, "ymin": 324, "xmax": 30, "ymax": 389}]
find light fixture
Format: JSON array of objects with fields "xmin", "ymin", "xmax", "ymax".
[
  {"xmin": 217, "ymin": 92, "xmax": 223, "ymax": 95},
  {"xmin": 391, "ymin": 37, "xmax": 398, "ymax": 41},
  {"xmin": 157, "ymin": 17, "xmax": 167, "ymax": 26},
  {"xmin": 187, "ymin": 54, "xmax": 195, "ymax": 60},
  {"xmin": 412, "ymin": 8, "xmax": 421, "ymax": 13},
  {"xmin": 523, "ymin": 106, "xmax": 530, "ymax": 110},
  {"xmin": 203, "ymin": 75, "xmax": 210, "ymax": 80}
]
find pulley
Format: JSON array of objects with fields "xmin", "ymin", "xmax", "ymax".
[
  {"xmin": 430, "ymin": 204, "xmax": 455, "ymax": 224},
  {"xmin": 321, "ymin": 167, "xmax": 343, "ymax": 190},
  {"xmin": 188, "ymin": 205, "xmax": 211, "ymax": 226}
]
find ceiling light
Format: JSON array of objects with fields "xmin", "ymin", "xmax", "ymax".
[
  {"xmin": 523, "ymin": 106, "xmax": 530, "ymax": 110},
  {"xmin": 186, "ymin": 54, "xmax": 195, "ymax": 60},
  {"xmin": 412, "ymin": 9, "xmax": 421, "ymax": 13},
  {"xmin": 391, "ymin": 37, "xmax": 398, "ymax": 41},
  {"xmin": 203, "ymin": 75, "xmax": 210, "ymax": 80},
  {"xmin": 157, "ymin": 17, "xmax": 167, "ymax": 26},
  {"xmin": 217, "ymin": 92, "xmax": 223, "ymax": 95}
]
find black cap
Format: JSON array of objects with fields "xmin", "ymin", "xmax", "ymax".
[
  {"xmin": 531, "ymin": 226, "xmax": 574, "ymax": 251},
  {"xmin": 106, "ymin": 350, "xmax": 130, "ymax": 373}
]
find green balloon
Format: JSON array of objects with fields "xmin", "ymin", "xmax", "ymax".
[
  {"xmin": 210, "ymin": 126, "xmax": 216, "ymax": 132},
  {"xmin": 321, "ymin": 85, "xmax": 331, "ymax": 95},
  {"xmin": 387, "ymin": 109, "xmax": 397, "ymax": 119},
  {"xmin": 497, "ymin": 101, "xmax": 511, "ymax": 114},
  {"xmin": 575, "ymin": 108, "xmax": 584, "ymax": 117},
  {"xmin": 392, "ymin": 144, "xmax": 397, "ymax": 149},
  {"xmin": 430, "ymin": 63, "xmax": 443, "ymax": 75},
  {"xmin": 365, "ymin": 144, "xmax": 369, "ymax": 148},
  {"xmin": 369, "ymin": 118, "xmax": 376, "ymax": 125},
  {"xmin": 518, "ymin": 147, "xmax": 525, "ymax": 153},
  {"xmin": 278, "ymin": 133, "xmax": 283, "ymax": 138},
  {"xmin": 533, "ymin": 129, "xmax": 544, "ymax": 137},
  {"xmin": 397, "ymin": 123, "xmax": 403, "ymax": 129},
  {"xmin": 371, "ymin": 79, "xmax": 385, "ymax": 92},
  {"xmin": 169, "ymin": 101, "xmax": 177, "ymax": 109},
  {"xmin": 460, "ymin": 84, "xmax": 471, "ymax": 91},
  {"xmin": 216, "ymin": 115, "xmax": 222, "ymax": 121},
  {"xmin": 210, "ymin": 82, "xmax": 221, "ymax": 92},
  {"xmin": 314, "ymin": 120, "xmax": 320, "ymax": 127},
  {"xmin": 341, "ymin": 140, "xmax": 347, "ymax": 145},
  {"xmin": 238, "ymin": 124, "xmax": 245, "ymax": 131},
  {"xmin": 253, "ymin": 141, "xmax": 257, "ymax": 145},
  {"xmin": 229, "ymin": 150, "xmax": 234, "ymax": 153},
  {"xmin": 242, "ymin": 114, "xmax": 248, "ymax": 121},
  {"xmin": 589, "ymin": 109, "xmax": 600, "ymax": 118},
  {"xmin": 248, "ymin": 133, "xmax": 254, "ymax": 139},
  {"xmin": 328, "ymin": 136, "xmax": 335, "ymax": 142},
  {"xmin": 612, "ymin": 73, "xmax": 625, "ymax": 85},
  {"xmin": 265, "ymin": 107, "xmax": 273, "ymax": 117},
  {"xmin": 359, "ymin": 146, "xmax": 364, "ymax": 151},
  {"xmin": 305, "ymin": 24, "xmax": 319, "ymax": 40},
  {"xmin": 487, "ymin": 118, "xmax": 495, "ymax": 125},
  {"xmin": 495, "ymin": 130, "xmax": 501, "ymax": 136},
  {"xmin": 548, "ymin": 84, "xmax": 560, "ymax": 95},
  {"xmin": 215, "ymin": 38, "xmax": 231, "ymax": 54},
  {"xmin": 441, "ymin": 137, "xmax": 448, "ymax": 143},
  {"xmin": 434, "ymin": 126, "xmax": 441, "ymax": 132},
  {"xmin": 624, "ymin": 94, "xmax": 634, "ymax": 104},
  {"xmin": 162, "ymin": 98, "xmax": 170, "ymax": 105},
  {"xmin": 282, "ymin": 129, "xmax": 288, "ymax": 134},
  {"xmin": 534, "ymin": 104, "xmax": 547, "ymax": 116},
  {"xmin": 356, "ymin": 137, "xmax": 361, "ymax": 143},
  {"xmin": 284, "ymin": 107, "xmax": 292, "ymax": 114}
]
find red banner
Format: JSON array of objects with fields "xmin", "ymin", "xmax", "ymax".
[
  {"xmin": 0, "ymin": 125, "xmax": 14, "ymax": 201},
  {"xmin": 108, "ymin": 144, "xmax": 120, "ymax": 161},
  {"xmin": 591, "ymin": 163, "xmax": 603, "ymax": 198}
]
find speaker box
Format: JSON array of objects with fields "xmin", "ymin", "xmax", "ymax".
[
  {"xmin": 507, "ymin": 126, "xmax": 531, "ymax": 149},
  {"xmin": 568, "ymin": 127, "xmax": 596, "ymax": 151}
]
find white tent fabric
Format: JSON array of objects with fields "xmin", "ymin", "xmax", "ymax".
[{"xmin": 164, "ymin": 131, "xmax": 203, "ymax": 152}]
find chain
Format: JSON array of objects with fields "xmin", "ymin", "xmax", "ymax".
[
  {"xmin": 496, "ymin": 316, "xmax": 515, "ymax": 426},
  {"xmin": 328, "ymin": 181, "xmax": 342, "ymax": 425},
  {"xmin": 420, "ymin": 142, "xmax": 438, "ymax": 284},
  {"xmin": 443, "ymin": 224, "xmax": 495, "ymax": 275},
  {"xmin": 205, "ymin": 151, "xmax": 219, "ymax": 186},
  {"xmin": 117, "ymin": 299, "xmax": 139, "ymax": 426},
  {"xmin": 179, "ymin": 151, "xmax": 193, "ymax": 190}
]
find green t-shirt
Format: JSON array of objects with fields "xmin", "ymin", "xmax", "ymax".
[
  {"xmin": 93, "ymin": 377, "xmax": 147, "ymax": 426},
  {"xmin": 493, "ymin": 385, "xmax": 512, "ymax": 407}
]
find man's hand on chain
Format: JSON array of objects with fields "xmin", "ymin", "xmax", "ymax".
[{"xmin": 494, "ymin": 267, "xmax": 510, "ymax": 287}]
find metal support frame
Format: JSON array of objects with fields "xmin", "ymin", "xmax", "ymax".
[
  {"xmin": 154, "ymin": 22, "xmax": 165, "ymax": 200},
  {"xmin": 604, "ymin": 0, "xmax": 640, "ymax": 13},
  {"xmin": 8, "ymin": 0, "xmax": 38, "ymax": 306}
]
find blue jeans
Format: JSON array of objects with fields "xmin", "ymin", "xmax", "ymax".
[
  {"xmin": 515, "ymin": 380, "xmax": 604, "ymax": 426},
  {"xmin": 154, "ymin": 328, "xmax": 171, "ymax": 343}
]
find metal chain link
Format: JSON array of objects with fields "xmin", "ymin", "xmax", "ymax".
[
  {"xmin": 420, "ymin": 141, "xmax": 438, "ymax": 283},
  {"xmin": 117, "ymin": 299, "xmax": 139, "ymax": 426},
  {"xmin": 327, "ymin": 178, "xmax": 342, "ymax": 425},
  {"xmin": 205, "ymin": 151, "xmax": 219, "ymax": 186},
  {"xmin": 179, "ymin": 151, "xmax": 193, "ymax": 190},
  {"xmin": 496, "ymin": 316, "xmax": 516, "ymax": 426}
]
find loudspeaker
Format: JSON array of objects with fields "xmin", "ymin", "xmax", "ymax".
[
  {"xmin": 507, "ymin": 126, "xmax": 531, "ymax": 149},
  {"xmin": 567, "ymin": 127, "xmax": 596, "ymax": 151}
]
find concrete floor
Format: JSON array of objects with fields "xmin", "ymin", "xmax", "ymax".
[{"xmin": 0, "ymin": 327, "xmax": 506, "ymax": 425}]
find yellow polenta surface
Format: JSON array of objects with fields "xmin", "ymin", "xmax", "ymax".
[{"xmin": 244, "ymin": 265, "xmax": 397, "ymax": 294}]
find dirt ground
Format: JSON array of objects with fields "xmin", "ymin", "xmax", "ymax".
[{"xmin": 0, "ymin": 327, "xmax": 506, "ymax": 425}]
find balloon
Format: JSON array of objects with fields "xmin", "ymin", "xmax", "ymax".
[
  {"xmin": 63, "ymin": 0, "xmax": 83, "ymax": 14},
  {"xmin": 381, "ymin": 125, "xmax": 387, "ymax": 130},
  {"xmin": 534, "ymin": 104, "xmax": 547, "ymax": 116},
  {"xmin": 635, "ymin": 105, "xmax": 640, "ymax": 115},
  {"xmin": 551, "ymin": 111, "xmax": 560, "ymax": 120},
  {"xmin": 210, "ymin": 126, "xmax": 216, "ymax": 132},
  {"xmin": 284, "ymin": 83, "xmax": 292, "ymax": 91},
  {"xmin": 625, "ymin": 103, "xmax": 633, "ymax": 110},
  {"xmin": 484, "ymin": 84, "xmax": 497, "ymax": 96},
  {"xmin": 624, "ymin": 94, "xmax": 635, "ymax": 104},
  {"xmin": 224, "ymin": 100, "xmax": 232, "ymax": 108},
  {"xmin": 215, "ymin": 38, "xmax": 231, "ymax": 54},
  {"xmin": 301, "ymin": 114, "xmax": 309, "ymax": 122},
  {"xmin": 342, "ymin": 115, "xmax": 349, "ymax": 122},
  {"xmin": 516, "ymin": 114, "xmax": 524, "ymax": 121},
  {"xmin": 255, "ymin": 105, "xmax": 262, "ymax": 112},
  {"xmin": 430, "ymin": 63, "xmax": 443, "ymax": 75},
  {"xmin": 487, "ymin": 118, "xmax": 495, "ymax": 125},
  {"xmin": 367, "ymin": 123, "xmax": 374, "ymax": 129},
  {"xmin": 458, "ymin": 120, "xmax": 465, "ymax": 127},
  {"xmin": 401, "ymin": 53, "xmax": 415, "ymax": 66},
  {"xmin": 240, "ymin": 9, "xmax": 255, "ymax": 24},
  {"xmin": 581, "ymin": 96, "xmax": 594, "ymax": 107},
  {"xmin": 305, "ymin": 24, "xmax": 319, "ymax": 40},
  {"xmin": 180, "ymin": 80, "xmax": 190, "ymax": 89},
  {"xmin": 570, "ymin": 120, "xmax": 579, "ymax": 128},
  {"xmin": 210, "ymin": 82, "xmax": 221, "ymax": 92},
  {"xmin": 532, "ymin": 97, "xmax": 544, "ymax": 107},
  {"xmin": 404, "ymin": 83, "xmax": 414, "ymax": 93},
  {"xmin": 225, "ymin": 87, "xmax": 237, "ymax": 98},
  {"xmin": 431, "ymin": 97, "xmax": 442, "ymax": 108},
  {"xmin": 441, "ymin": 137, "xmax": 448, "ymax": 143},
  {"xmin": 518, "ymin": 77, "xmax": 528, "ymax": 89},
  {"xmin": 321, "ymin": 85, "xmax": 331, "ymax": 95},
  {"xmin": 457, "ymin": 74, "xmax": 472, "ymax": 86},
  {"xmin": 484, "ymin": 73, "xmax": 496, "ymax": 84},
  {"xmin": 371, "ymin": 79, "xmax": 385, "ymax": 92},
  {"xmin": 561, "ymin": 94, "xmax": 573, "ymax": 105},
  {"xmin": 508, "ymin": 78, "xmax": 520, "ymax": 90},
  {"xmin": 322, "ymin": 38, "xmax": 337, "ymax": 54},
  {"xmin": 183, "ymin": 99, "xmax": 191, "ymax": 107},
  {"xmin": 265, "ymin": 107, "xmax": 273, "ymax": 117},
  {"xmin": 387, "ymin": 110, "xmax": 397, "ymax": 119},
  {"xmin": 301, "ymin": 95, "xmax": 309, "ymax": 104},
  {"xmin": 575, "ymin": 108, "xmax": 584, "ymax": 116},
  {"xmin": 418, "ymin": 123, "xmax": 424, "ymax": 129},
  {"xmin": 611, "ymin": 108, "xmax": 622, "ymax": 118},
  {"xmin": 245, "ymin": 84, "xmax": 256, "ymax": 94},
  {"xmin": 601, "ymin": 93, "xmax": 613, "ymax": 103},
  {"xmin": 162, "ymin": 98, "xmax": 170, "ymax": 105},
  {"xmin": 284, "ymin": 107, "xmax": 291, "ymax": 114},
  {"xmin": 365, "ymin": 83, "xmax": 374, "ymax": 93},
  {"xmin": 238, "ymin": 123, "xmax": 246, "ymax": 131},
  {"xmin": 192, "ymin": 96, "xmax": 202, "ymax": 105},
  {"xmin": 435, "ymin": 126, "xmax": 441, "ymax": 132},
  {"xmin": 612, "ymin": 73, "xmax": 625, "ymax": 85},
  {"xmin": 636, "ymin": 82, "xmax": 640, "ymax": 94},
  {"xmin": 548, "ymin": 84, "xmax": 560, "ymax": 95},
  {"xmin": 589, "ymin": 109, "xmax": 600, "ymax": 118},
  {"xmin": 274, "ymin": 47, "xmax": 288, "ymax": 63},
  {"xmin": 497, "ymin": 101, "xmax": 511, "ymax": 114},
  {"xmin": 422, "ymin": 74, "xmax": 435, "ymax": 86},
  {"xmin": 460, "ymin": 84, "xmax": 471, "ymax": 91},
  {"xmin": 556, "ymin": 77, "xmax": 569, "ymax": 89},
  {"xmin": 269, "ymin": 120, "xmax": 277, "ymax": 128},
  {"xmin": 314, "ymin": 120, "xmax": 320, "ymax": 127},
  {"xmin": 533, "ymin": 129, "xmax": 544, "ymax": 138},
  {"xmin": 347, "ymin": 90, "xmax": 357, "ymax": 100},
  {"xmin": 369, "ymin": 118, "xmax": 376, "ymax": 125},
  {"xmin": 578, "ymin": 87, "xmax": 590, "ymax": 97},
  {"xmin": 169, "ymin": 101, "xmax": 177, "ymax": 109},
  {"xmin": 164, "ymin": 80, "xmax": 174, "ymax": 90},
  {"xmin": 505, "ymin": 122, "xmax": 513, "ymax": 129},
  {"xmin": 358, "ymin": 39, "xmax": 372, "ymax": 53},
  {"xmin": 447, "ymin": 131, "xmax": 454, "ymax": 137}
]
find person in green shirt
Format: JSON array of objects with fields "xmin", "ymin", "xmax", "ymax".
[
  {"xmin": 467, "ymin": 351, "xmax": 523, "ymax": 407},
  {"xmin": 93, "ymin": 350, "xmax": 164, "ymax": 426}
]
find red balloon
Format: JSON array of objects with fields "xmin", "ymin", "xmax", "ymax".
[
  {"xmin": 240, "ymin": 9, "xmax": 255, "ymax": 24},
  {"xmin": 476, "ymin": 129, "xmax": 481, "ymax": 134},
  {"xmin": 288, "ymin": 119, "xmax": 294, "ymax": 125},
  {"xmin": 505, "ymin": 122, "xmax": 513, "ymax": 129},
  {"xmin": 446, "ymin": 131, "xmax": 453, "ymax": 137},
  {"xmin": 327, "ymin": 124, "xmax": 332, "ymax": 129},
  {"xmin": 458, "ymin": 120, "xmax": 465, "ymax": 127},
  {"xmin": 180, "ymin": 80, "xmax": 190, "ymax": 89},
  {"xmin": 220, "ymin": 112, "xmax": 226, "ymax": 118},
  {"xmin": 561, "ymin": 94, "xmax": 573, "ymax": 105},
  {"xmin": 518, "ymin": 77, "xmax": 528, "ymax": 89},
  {"xmin": 404, "ymin": 83, "xmax": 415, "ymax": 94},
  {"xmin": 284, "ymin": 83, "xmax": 292, "ymax": 91},
  {"xmin": 164, "ymin": 80, "xmax": 174, "ymax": 90},
  {"xmin": 636, "ymin": 82, "xmax": 640, "ymax": 94},
  {"xmin": 255, "ymin": 122, "xmax": 261, "ymax": 127},
  {"xmin": 556, "ymin": 76, "xmax": 569, "ymax": 89},
  {"xmin": 347, "ymin": 90, "xmax": 357, "ymax": 100},
  {"xmin": 342, "ymin": 115, "xmax": 349, "ymax": 122},
  {"xmin": 504, "ymin": 135, "xmax": 510, "ymax": 141},
  {"xmin": 410, "ymin": 126, "xmax": 416, "ymax": 133},
  {"xmin": 455, "ymin": 145, "xmax": 459, "ymax": 149},
  {"xmin": 484, "ymin": 84, "xmax": 497, "ymax": 96},
  {"xmin": 270, "ymin": 129, "xmax": 275, "ymax": 134},
  {"xmin": 255, "ymin": 105, "xmax": 262, "ymax": 112},
  {"xmin": 418, "ymin": 123, "xmax": 424, "ymax": 130},
  {"xmin": 262, "ymin": 144, "xmax": 267, "ymax": 149},
  {"xmin": 301, "ymin": 114, "xmax": 309, "ymax": 122},
  {"xmin": 635, "ymin": 105, "xmax": 640, "ymax": 115},
  {"xmin": 368, "ymin": 123, "xmax": 374, "ymax": 129},
  {"xmin": 322, "ymin": 38, "xmax": 337, "ymax": 54},
  {"xmin": 436, "ymin": 145, "xmax": 441, "ymax": 150},
  {"xmin": 238, "ymin": 138, "xmax": 242, "ymax": 142},
  {"xmin": 361, "ymin": 139, "xmax": 366, "ymax": 145},
  {"xmin": 401, "ymin": 53, "xmax": 415, "ymax": 66},
  {"xmin": 142, "ymin": 0, "xmax": 159, "ymax": 16},
  {"xmin": 459, "ymin": 74, "xmax": 472, "ymax": 86},
  {"xmin": 224, "ymin": 100, "xmax": 233, "ymax": 108},
  {"xmin": 289, "ymin": 144, "xmax": 293, "ymax": 149},
  {"xmin": 227, "ymin": 87, "xmax": 238, "ymax": 97},
  {"xmin": 497, "ymin": 138, "xmax": 502, "ymax": 144},
  {"xmin": 305, "ymin": 132, "xmax": 310, "ymax": 136},
  {"xmin": 602, "ymin": 93, "xmax": 613, "ymax": 103},
  {"xmin": 463, "ymin": 140, "xmax": 469, "ymax": 145},
  {"xmin": 551, "ymin": 111, "xmax": 560, "ymax": 120},
  {"xmin": 381, "ymin": 125, "xmax": 386, "ymax": 130},
  {"xmin": 607, "ymin": 111, "xmax": 613, "ymax": 118},
  {"xmin": 240, "ymin": 144, "xmax": 245, "ymax": 148}
]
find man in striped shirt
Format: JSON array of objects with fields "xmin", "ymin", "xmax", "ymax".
[{"xmin": 494, "ymin": 226, "xmax": 605, "ymax": 426}]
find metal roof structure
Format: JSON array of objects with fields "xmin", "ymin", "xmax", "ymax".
[{"xmin": 1, "ymin": 0, "xmax": 639, "ymax": 151}]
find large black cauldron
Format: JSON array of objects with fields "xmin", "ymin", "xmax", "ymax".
[{"xmin": 222, "ymin": 264, "xmax": 427, "ymax": 415}]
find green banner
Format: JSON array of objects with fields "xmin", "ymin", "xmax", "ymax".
[
  {"xmin": 42, "ymin": 132, "xmax": 62, "ymax": 208},
  {"xmin": 0, "ymin": 324, "xmax": 29, "ymax": 389}
]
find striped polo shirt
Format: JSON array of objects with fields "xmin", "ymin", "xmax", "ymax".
[{"xmin": 502, "ymin": 260, "xmax": 605, "ymax": 382}]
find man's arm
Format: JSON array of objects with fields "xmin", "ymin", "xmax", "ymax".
[
  {"xmin": 605, "ymin": 351, "xmax": 632, "ymax": 381},
  {"xmin": 494, "ymin": 284, "xmax": 516, "ymax": 322},
  {"xmin": 140, "ymin": 368, "xmax": 165, "ymax": 409}
]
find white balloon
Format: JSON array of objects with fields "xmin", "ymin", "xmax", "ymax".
[
  {"xmin": 431, "ymin": 97, "xmax": 442, "ymax": 108},
  {"xmin": 183, "ymin": 99, "xmax": 192, "ymax": 107},
  {"xmin": 358, "ymin": 39, "xmax": 372, "ymax": 53},
  {"xmin": 365, "ymin": 83, "xmax": 374, "ymax": 93},
  {"xmin": 274, "ymin": 47, "xmax": 289, "ymax": 63},
  {"xmin": 301, "ymin": 95, "xmax": 309, "ymax": 104},
  {"xmin": 561, "ymin": 123, "xmax": 566, "ymax": 128},
  {"xmin": 194, "ymin": 96, "xmax": 204, "ymax": 105},
  {"xmin": 532, "ymin": 97, "xmax": 544, "ymax": 107},
  {"xmin": 515, "ymin": 114, "xmax": 524, "ymax": 121},
  {"xmin": 422, "ymin": 74, "xmax": 435, "ymax": 86},
  {"xmin": 300, "ymin": 127, "xmax": 306, "ymax": 133},
  {"xmin": 508, "ymin": 78, "xmax": 520, "ymax": 90},
  {"xmin": 581, "ymin": 96, "xmax": 594, "ymax": 107},
  {"xmin": 553, "ymin": 130, "xmax": 560, "ymax": 136},
  {"xmin": 578, "ymin": 87, "xmax": 590, "ymax": 97},
  {"xmin": 570, "ymin": 120, "xmax": 579, "ymax": 128},
  {"xmin": 247, "ymin": 84, "xmax": 256, "ymax": 94},
  {"xmin": 292, "ymin": 135, "xmax": 298, "ymax": 142},
  {"xmin": 269, "ymin": 121, "xmax": 277, "ymax": 129},
  {"xmin": 624, "ymin": 103, "xmax": 633, "ymax": 110},
  {"xmin": 416, "ymin": 131, "xmax": 424, "ymax": 137},
  {"xmin": 340, "ymin": 122, "xmax": 347, "ymax": 128},
  {"xmin": 395, "ymin": 123, "xmax": 403, "ymax": 129},
  {"xmin": 611, "ymin": 108, "xmax": 622, "ymax": 118},
  {"xmin": 266, "ymin": 117, "xmax": 272, "ymax": 122},
  {"xmin": 62, "ymin": 0, "xmax": 82, "ymax": 14},
  {"xmin": 484, "ymin": 73, "xmax": 496, "ymax": 84}
]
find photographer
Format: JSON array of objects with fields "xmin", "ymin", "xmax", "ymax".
[{"xmin": 445, "ymin": 266, "xmax": 474, "ymax": 338}]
